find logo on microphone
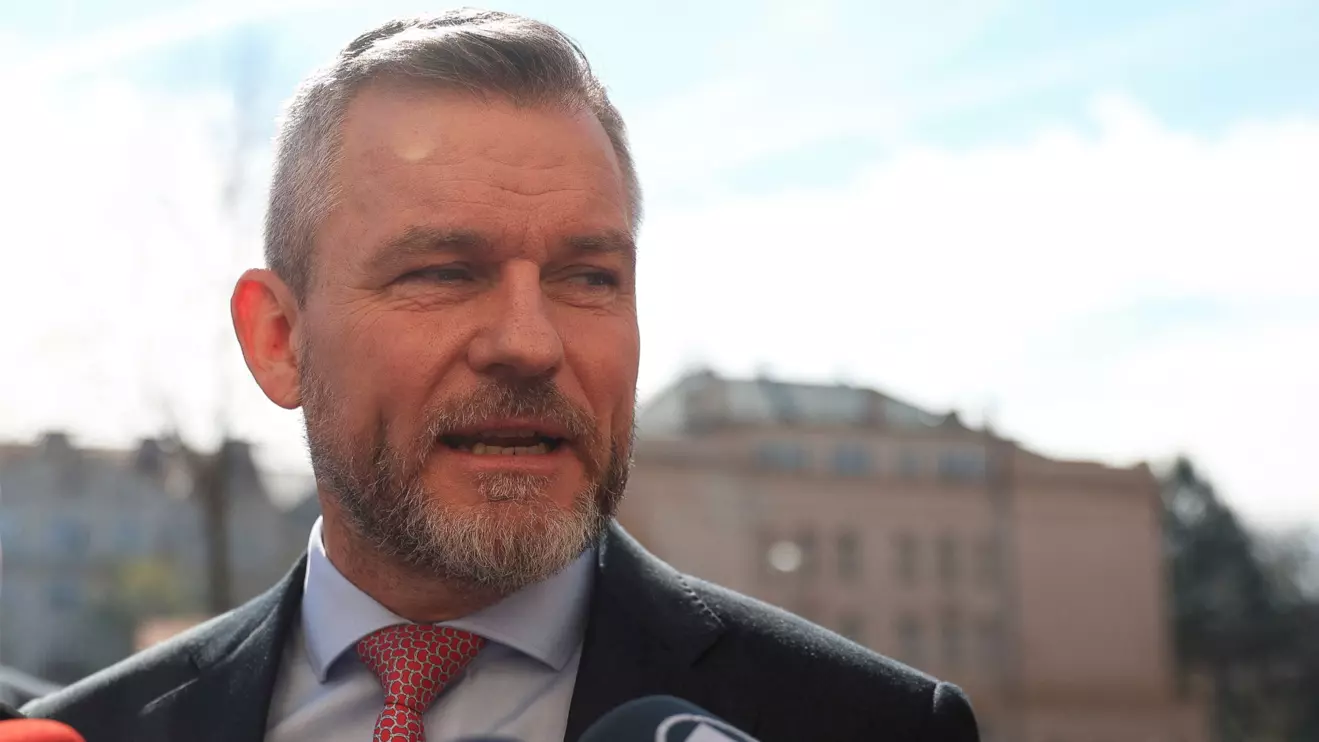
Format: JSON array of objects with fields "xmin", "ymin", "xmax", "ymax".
[{"xmin": 655, "ymin": 713, "xmax": 759, "ymax": 742}]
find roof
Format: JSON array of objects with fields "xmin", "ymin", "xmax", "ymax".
[
  {"xmin": 637, "ymin": 370, "xmax": 971, "ymax": 437},
  {"xmin": 0, "ymin": 432, "xmax": 289, "ymax": 507}
]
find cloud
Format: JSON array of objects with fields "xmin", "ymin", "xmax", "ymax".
[
  {"xmin": 635, "ymin": 94, "xmax": 1319, "ymax": 527},
  {"xmin": 0, "ymin": 79, "xmax": 294, "ymax": 456},
  {"xmin": 3, "ymin": 83, "xmax": 1312, "ymax": 527},
  {"xmin": 0, "ymin": 0, "xmax": 347, "ymax": 87},
  {"xmin": 624, "ymin": 0, "xmax": 1301, "ymax": 203},
  {"xmin": 0, "ymin": 2, "xmax": 1312, "ymax": 531}
]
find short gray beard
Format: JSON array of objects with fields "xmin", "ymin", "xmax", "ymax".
[{"xmin": 300, "ymin": 351, "xmax": 632, "ymax": 596}]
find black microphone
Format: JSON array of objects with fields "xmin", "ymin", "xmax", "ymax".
[{"xmin": 578, "ymin": 695, "xmax": 759, "ymax": 742}]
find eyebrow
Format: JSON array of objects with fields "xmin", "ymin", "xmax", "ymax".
[
  {"xmin": 565, "ymin": 230, "xmax": 637, "ymax": 265},
  {"xmin": 364, "ymin": 226, "xmax": 491, "ymax": 274},
  {"xmin": 365, "ymin": 226, "xmax": 636, "ymax": 274}
]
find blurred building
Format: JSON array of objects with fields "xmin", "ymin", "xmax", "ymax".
[
  {"xmin": 0, "ymin": 433, "xmax": 313, "ymax": 684},
  {"xmin": 619, "ymin": 370, "xmax": 1208, "ymax": 742},
  {"xmin": 0, "ymin": 664, "xmax": 60, "ymax": 708}
]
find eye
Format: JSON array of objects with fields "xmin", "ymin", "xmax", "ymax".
[
  {"xmin": 400, "ymin": 265, "xmax": 474, "ymax": 283},
  {"xmin": 568, "ymin": 270, "xmax": 620, "ymax": 288}
]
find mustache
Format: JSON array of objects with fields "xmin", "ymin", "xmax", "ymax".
[{"xmin": 420, "ymin": 378, "xmax": 601, "ymax": 451}]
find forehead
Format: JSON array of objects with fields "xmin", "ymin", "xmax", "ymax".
[{"xmin": 324, "ymin": 81, "xmax": 630, "ymax": 258}]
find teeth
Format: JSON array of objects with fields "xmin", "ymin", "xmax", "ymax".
[{"xmin": 468, "ymin": 442, "xmax": 549, "ymax": 455}]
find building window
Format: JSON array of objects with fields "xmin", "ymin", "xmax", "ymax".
[
  {"xmin": 895, "ymin": 533, "xmax": 918, "ymax": 586},
  {"xmin": 837, "ymin": 530, "xmax": 862, "ymax": 582},
  {"xmin": 978, "ymin": 617, "xmax": 1005, "ymax": 671},
  {"xmin": 832, "ymin": 445, "xmax": 870, "ymax": 476},
  {"xmin": 941, "ymin": 608, "xmax": 963, "ymax": 669},
  {"xmin": 116, "ymin": 521, "xmax": 145, "ymax": 554},
  {"xmin": 938, "ymin": 449, "xmax": 987, "ymax": 483},
  {"xmin": 898, "ymin": 450, "xmax": 923, "ymax": 479},
  {"xmin": 51, "ymin": 518, "xmax": 89, "ymax": 558},
  {"xmin": 976, "ymin": 537, "xmax": 1001, "ymax": 587},
  {"xmin": 937, "ymin": 534, "xmax": 958, "ymax": 588},
  {"xmin": 0, "ymin": 517, "xmax": 20, "ymax": 556},
  {"xmin": 837, "ymin": 613, "xmax": 865, "ymax": 644},
  {"xmin": 48, "ymin": 580, "xmax": 81, "ymax": 612},
  {"xmin": 798, "ymin": 529, "xmax": 817, "ymax": 577},
  {"xmin": 755, "ymin": 442, "xmax": 808, "ymax": 472},
  {"xmin": 896, "ymin": 615, "xmax": 924, "ymax": 666}
]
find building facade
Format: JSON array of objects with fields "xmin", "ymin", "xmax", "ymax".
[
  {"xmin": 0, "ymin": 433, "xmax": 313, "ymax": 684},
  {"xmin": 618, "ymin": 371, "xmax": 1208, "ymax": 742}
]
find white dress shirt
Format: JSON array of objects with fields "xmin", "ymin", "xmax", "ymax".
[{"xmin": 265, "ymin": 517, "xmax": 595, "ymax": 742}]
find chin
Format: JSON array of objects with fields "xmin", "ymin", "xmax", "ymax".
[
  {"xmin": 474, "ymin": 470, "xmax": 577, "ymax": 505},
  {"xmin": 408, "ymin": 481, "xmax": 604, "ymax": 593}
]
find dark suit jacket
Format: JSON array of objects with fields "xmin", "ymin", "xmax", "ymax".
[{"xmin": 25, "ymin": 523, "xmax": 978, "ymax": 741}]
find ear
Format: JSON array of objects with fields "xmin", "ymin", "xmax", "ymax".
[{"xmin": 231, "ymin": 269, "xmax": 304, "ymax": 410}]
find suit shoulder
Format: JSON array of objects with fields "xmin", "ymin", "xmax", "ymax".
[
  {"xmin": 22, "ymin": 612, "xmax": 227, "ymax": 722},
  {"xmin": 24, "ymin": 568, "xmax": 297, "ymax": 727},
  {"xmin": 691, "ymin": 577, "xmax": 936, "ymax": 691},
  {"xmin": 689, "ymin": 577, "xmax": 979, "ymax": 739}
]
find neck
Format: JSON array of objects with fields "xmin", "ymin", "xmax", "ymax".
[{"xmin": 319, "ymin": 498, "xmax": 503, "ymax": 623}]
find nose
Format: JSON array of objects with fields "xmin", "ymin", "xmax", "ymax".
[{"xmin": 467, "ymin": 261, "xmax": 564, "ymax": 381}]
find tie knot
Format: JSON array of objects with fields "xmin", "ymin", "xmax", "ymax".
[{"xmin": 356, "ymin": 624, "xmax": 485, "ymax": 714}]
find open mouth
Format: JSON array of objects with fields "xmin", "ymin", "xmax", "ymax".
[{"xmin": 440, "ymin": 430, "xmax": 566, "ymax": 456}]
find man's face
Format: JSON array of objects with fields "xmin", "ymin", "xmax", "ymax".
[{"xmin": 298, "ymin": 82, "xmax": 639, "ymax": 593}]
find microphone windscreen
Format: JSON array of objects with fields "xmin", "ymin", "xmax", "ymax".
[
  {"xmin": 578, "ymin": 695, "xmax": 759, "ymax": 742},
  {"xmin": 0, "ymin": 720, "xmax": 86, "ymax": 742}
]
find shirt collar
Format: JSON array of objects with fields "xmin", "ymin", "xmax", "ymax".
[{"xmin": 300, "ymin": 516, "xmax": 594, "ymax": 682}]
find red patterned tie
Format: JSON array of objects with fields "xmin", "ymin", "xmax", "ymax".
[{"xmin": 356, "ymin": 624, "xmax": 486, "ymax": 742}]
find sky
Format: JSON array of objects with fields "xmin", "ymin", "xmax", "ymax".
[{"xmin": 0, "ymin": 0, "xmax": 1316, "ymax": 526}]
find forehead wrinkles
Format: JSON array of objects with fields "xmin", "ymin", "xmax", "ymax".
[
  {"xmin": 337, "ymin": 90, "xmax": 625, "ymax": 197},
  {"xmin": 335, "ymin": 148, "xmax": 624, "ymax": 245},
  {"xmin": 352, "ymin": 146, "xmax": 621, "ymax": 207},
  {"xmin": 326, "ymin": 104, "xmax": 631, "ymax": 270}
]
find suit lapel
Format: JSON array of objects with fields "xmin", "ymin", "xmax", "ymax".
[
  {"xmin": 132, "ymin": 526, "xmax": 723, "ymax": 742},
  {"xmin": 137, "ymin": 557, "xmax": 306, "ymax": 742},
  {"xmin": 564, "ymin": 523, "xmax": 728, "ymax": 741}
]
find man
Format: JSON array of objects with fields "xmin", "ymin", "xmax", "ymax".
[{"xmin": 26, "ymin": 10, "xmax": 978, "ymax": 742}]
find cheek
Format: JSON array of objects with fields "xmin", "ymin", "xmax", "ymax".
[
  {"xmin": 315, "ymin": 313, "xmax": 461, "ymax": 430},
  {"xmin": 562, "ymin": 316, "xmax": 639, "ymax": 425},
  {"xmin": 365, "ymin": 316, "xmax": 465, "ymax": 411}
]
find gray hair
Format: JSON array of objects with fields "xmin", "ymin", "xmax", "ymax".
[{"xmin": 264, "ymin": 9, "xmax": 642, "ymax": 300}]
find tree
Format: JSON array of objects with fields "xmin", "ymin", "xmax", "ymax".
[
  {"xmin": 1254, "ymin": 528, "xmax": 1319, "ymax": 741},
  {"xmin": 1160, "ymin": 457, "xmax": 1317, "ymax": 742},
  {"xmin": 168, "ymin": 432, "xmax": 235, "ymax": 614},
  {"xmin": 153, "ymin": 27, "xmax": 275, "ymax": 616}
]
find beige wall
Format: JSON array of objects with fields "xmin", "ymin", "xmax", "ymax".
[
  {"xmin": 1013, "ymin": 471, "xmax": 1172, "ymax": 697},
  {"xmin": 1022, "ymin": 703, "xmax": 1209, "ymax": 742},
  {"xmin": 619, "ymin": 426, "xmax": 1206, "ymax": 742}
]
